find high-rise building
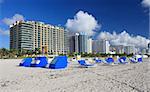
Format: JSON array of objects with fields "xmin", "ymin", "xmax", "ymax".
[
  {"xmin": 10, "ymin": 21, "xmax": 68, "ymax": 54},
  {"xmin": 78, "ymin": 33, "xmax": 88, "ymax": 53},
  {"xmin": 99, "ymin": 40, "xmax": 110, "ymax": 54},
  {"xmin": 92, "ymin": 40, "xmax": 101, "ymax": 53},
  {"xmin": 70, "ymin": 32, "xmax": 91, "ymax": 53},
  {"xmin": 124, "ymin": 46, "xmax": 135, "ymax": 55},
  {"xmin": 10, "ymin": 21, "xmax": 33, "ymax": 50},
  {"xmin": 75, "ymin": 33, "xmax": 79, "ymax": 53},
  {"xmin": 148, "ymin": 42, "xmax": 150, "ymax": 54},
  {"xmin": 110, "ymin": 45, "xmax": 125, "ymax": 54},
  {"xmin": 87, "ymin": 38, "xmax": 92, "ymax": 53},
  {"xmin": 92, "ymin": 40, "xmax": 110, "ymax": 54},
  {"xmin": 69, "ymin": 35, "xmax": 75, "ymax": 53}
]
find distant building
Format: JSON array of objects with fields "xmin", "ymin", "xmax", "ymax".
[
  {"xmin": 78, "ymin": 33, "xmax": 88, "ymax": 53},
  {"xmin": 92, "ymin": 40, "xmax": 101, "ymax": 53},
  {"xmin": 75, "ymin": 33, "xmax": 80, "ymax": 53},
  {"xmin": 92, "ymin": 40, "xmax": 110, "ymax": 54},
  {"xmin": 87, "ymin": 38, "xmax": 92, "ymax": 53},
  {"xmin": 124, "ymin": 46, "xmax": 135, "ymax": 55},
  {"xmin": 69, "ymin": 35, "xmax": 75, "ymax": 53},
  {"xmin": 148, "ymin": 42, "xmax": 150, "ymax": 54},
  {"xmin": 10, "ymin": 21, "xmax": 68, "ymax": 54},
  {"xmin": 110, "ymin": 45, "xmax": 125, "ymax": 54},
  {"xmin": 100, "ymin": 40, "xmax": 110, "ymax": 54},
  {"xmin": 69, "ymin": 32, "xmax": 92, "ymax": 54}
]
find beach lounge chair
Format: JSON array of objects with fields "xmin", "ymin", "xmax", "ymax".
[
  {"xmin": 129, "ymin": 55, "xmax": 143, "ymax": 63},
  {"xmin": 94, "ymin": 57, "xmax": 102, "ymax": 63},
  {"xmin": 118, "ymin": 56, "xmax": 128, "ymax": 64},
  {"xmin": 129, "ymin": 58, "xmax": 138, "ymax": 63},
  {"xmin": 95, "ymin": 59, "xmax": 102, "ymax": 63},
  {"xmin": 49, "ymin": 56, "xmax": 68, "ymax": 69},
  {"xmin": 103, "ymin": 57, "xmax": 114, "ymax": 65},
  {"xmin": 136, "ymin": 55, "xmax": 143, "ymax": 62},
  {"xmin": 19, "ymin": 57, "xmax": 32, "ymax": 67},
  {"xmin": 137, "ymin": 57, "xmax": 143, "ymax": 62},
  {"xmin": 31, "ymin": 56, "xmax": 48, "ymax": 68},
  {"xmin": 78, "ymin": 60, "xmax": 95, "ymax": 68}
]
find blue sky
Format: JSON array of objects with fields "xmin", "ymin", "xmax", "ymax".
[{"xmin": 0, "ymin": 0, "xmax": 149, "ymax": 48}]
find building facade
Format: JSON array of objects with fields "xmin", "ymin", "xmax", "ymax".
[
  {"xmin": 78, "ymin": 33, "xmax": 88, "ymax": 53},
  {"xmin": 75, "ymin": 33, "xmax": 79, "ymax": 53},
  {"xmin": 10, "ymin": 21, "xmax": 33, "ymax": 50},
  {"xmin": 87, "ymin": 38, "xmax": 92, "ymax": 53},
  {"xmin": 92, "ymin": 40, "xmax": 110, "ymax": 54},
  {"xmin": 10, "ymin": 21, "xmax": 68, "ymax": 54},
  {"xmin": 124, "ymin": 46, "xmax": 135, "ymax": 55},
  {"xmin": 110, "ymin": 45, "xmax": 125, "ymax": 54},
  {"xmin": 148, "ymin": 42, "xmax": 150, "ymax": 54}
]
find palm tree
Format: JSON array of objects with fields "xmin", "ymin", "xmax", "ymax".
[{"xmin": 0, "ymin": 48, "xmax": 9, "ymax": 58}]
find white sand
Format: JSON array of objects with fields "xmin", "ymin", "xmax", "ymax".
[{"xmin": 0, "ymin": 58, "xmax": 150, "ymax": 92}]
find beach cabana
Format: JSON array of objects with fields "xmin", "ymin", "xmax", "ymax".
[
  {"xmin": 49, "ymin": 56, "xmax": 68, "ymax": 69},
  {"xmin": 78, "ymin": 60, "xmax": 95, "ymax": 68},
  {"xmin": 31, "ymin": 56, "xmax": 48, "ymax": 68},
  {"xmin": 19, "ymin": 57, "xmax": 32, "ymax": 67},
  {"xmin": 118, "ymin": 56, "xmax": 128, "ymax": 64}
]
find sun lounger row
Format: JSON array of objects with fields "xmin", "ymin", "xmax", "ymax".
[
  {"xmin": 19, "ymin": 55, "xmax": 144, "ymax": 69},
  {"xmin": 78, "ymin": 55, "xmax": 143, "ymax": 67}
]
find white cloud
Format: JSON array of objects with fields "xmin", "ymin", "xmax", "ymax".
[
  {"xmin": 98, "ymin": 31, "xmax": 150, "ymax": 48},
  {"xmin": 65, "ymin": 10, "xmax": 100, "ymax": 36},
  {"xmin": 0, "ymin": 28, "xmax": 9, "ymax": 36},
  {"xmin": 142, "ymin": 0, "xmax": 150, "ymax": 8},
  {"xmin": 3, "ymin": 14, "xmax": 24, "ymax": 25}
]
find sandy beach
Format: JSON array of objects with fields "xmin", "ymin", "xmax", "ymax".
[{"xmin": 0, "ymin": 58, "xmax": 150, "ymax": 92}]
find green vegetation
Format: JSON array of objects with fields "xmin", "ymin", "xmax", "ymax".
[
  {"xmin": 68, "ymin": 52, "xmax": 134, "ymax": 58},
  {"xmin": 0, "ymin": 48, "xmax": 40, "ymax": 59},
  {"xmin": 0, "ymin": 48, "xmax": 137, "ymax": 59}
]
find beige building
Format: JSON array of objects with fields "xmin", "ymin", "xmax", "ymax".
[{"xmin": 10, "ymin": 21, "xmax": 68, "ymax": 55}]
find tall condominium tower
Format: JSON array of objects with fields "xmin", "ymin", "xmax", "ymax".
[
  {"xmin": 10, "ymin": 21, "xmax": 33, "ymax": 50},
  {"xmin": 92, "ymin": 40, "xmax": 110, "ymax": 54},
  {"xmin": 148, "ymin": 42, "xmax": 150, "ymax": 54},
  {"xmin": 75, "ymin": 33, "xmax": 79, "ymax": 53},
  {"xmin": 124, "ymin": 46, "xmax": 135, "ymax": 55},
  {"xmin": 10, "ymin": 21, "xmax": 68, "ymax": 54},
  {"xmin": 70, "ymin": 32, "xmax": 91, "ymax": 54},
  {"xmin": 78, "ymin": 32, "xmax": 88, "ymax": 53}
]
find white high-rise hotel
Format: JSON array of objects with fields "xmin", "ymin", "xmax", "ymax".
[
  {"xmin": 92, "ymin": 40, "xmax": 110, "ymax": 54},
  {"xmin": 10, "ymin": 21, "xmax": 69, "ymax": 54}
]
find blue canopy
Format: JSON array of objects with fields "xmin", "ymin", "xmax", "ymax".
[
  {"xmin": 19, "ymin": 57, "xmax": 32, "ymax": 67},
  {"xmin": 31, "ymin": 56, "xmax": 48, "ymax": 67},
  {"xmin": 49, "ymin": 56, "xmax": 68, "ymax": 69}
]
